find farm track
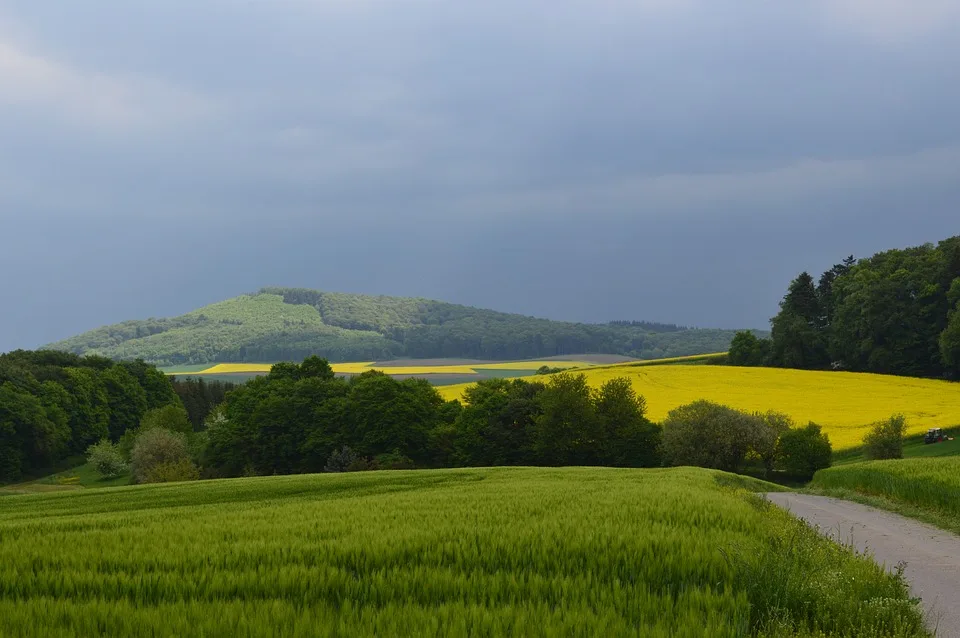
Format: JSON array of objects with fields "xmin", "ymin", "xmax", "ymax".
[{"xmin": 766, "ymin": 492, "xmax": 960, "ymax": 637}]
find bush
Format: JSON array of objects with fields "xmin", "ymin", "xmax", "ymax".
[
  {"xmin": 130, "ymin": 428, "xmax": 197, "ymax": 484},
  {"xmin": 324, "ymin": 446, "xmax": 358, "ymax": 473},
  {"xmin": 139, "ymin": 458, "xmax": 201, "ymax": 483},
  {"xmin": 86, "ymin": 439, "xmax": 128, "ymax": 479},
  {"xmin": 863, "ymin": 414, "xmax": 906, "ymax": 460},
  {"xmin": 373, "ymin": 450, "xmax": 416, "ymax": 470},
  {"xmin": 753, "ymin": 411, "xmax": 793, "ymax": 477},
  {"xmin": 777, "ymin": 423, "xmax": 832, "ymax": 479},
  {"xmin": 661, "ymin": 401, "xmax": 766, "ymax": 473}
]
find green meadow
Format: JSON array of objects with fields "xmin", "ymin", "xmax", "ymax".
[{"xmin": 0, "ymin": 467, "xmax": 925, "ymax": 637}]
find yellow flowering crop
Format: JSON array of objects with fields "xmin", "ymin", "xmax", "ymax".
[{"xmin": 439, "ymin": 365, "xmax": 960, "ymax": 450}]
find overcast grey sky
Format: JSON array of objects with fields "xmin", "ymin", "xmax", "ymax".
[{"xmin": 2, "ymin": 0, "xmax": 959, "ymax": 351}]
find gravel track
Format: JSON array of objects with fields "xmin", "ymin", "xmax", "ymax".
[{"xmin": 766, "ymin": 492, "xmax": 960, "ymax": 636}]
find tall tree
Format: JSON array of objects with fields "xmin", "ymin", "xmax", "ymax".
[
  {"xmin": 769, "ymin": 272, "xmax": 829, "ymax": 369},
  {"xmin": 593, "ymin": 377, "xmax": 660, "ymax": 467},
  {"xmin": 532, "ymin": 373, "xmax": 599, "ymax": 466}
]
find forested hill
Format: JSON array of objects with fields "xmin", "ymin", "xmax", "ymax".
[{"xmin": 45, "ymin": 288, "xmax": 750, "ymax": 366}]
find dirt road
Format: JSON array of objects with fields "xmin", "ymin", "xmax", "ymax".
[{"xmin": 766, "ymin": 492, "xmax": 960, "ymax": 636}]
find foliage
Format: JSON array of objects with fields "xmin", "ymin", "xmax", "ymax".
[
  {"xmin": 661, "ymin": 401, "xmax": 766, "ymax": 473},
  {"xmin": 777, "ymin": 423, "xmax": 832, "ymax": 479},
  {"xmin": 728, "ymin": 331, "xmax": 770, "ymax": 366},
  {"xmin": 451, "ymin": 378, "xmax": 544, "ymax": 467},
  {"xmin": 204, "ymin": 359, "xmax": 661, "ymax": 476},
  {"xmin": 140, "ymin": 458, "xmax": 201, "ymax": 483},
  {"xmin": 0, "ymin": 351, "xmax": 179, "ymax": 482},
  {"xmin": 863, "ymin": 414, "xmax": 907, "ymax": 461},
  {"xmin": 372, "ymin": 450, "xmax": 415, "ymax": 470},
  {"xmin": 532, "ymin": 373, "xmax": 599, "ymax": 465},
  {"xmin": 171, "ymin": 377, "xmax": 236, "ymax": 429},
  {"xmin": 85, "ymin": 439, "xmax": 128, "ymax": 479},
  {"xmin": 769, "ymin": 272, "xmax": 830, "ymax": 369},
  {"xmin": 440, "ymin": 363, "xmax": 960, "ymax": 451},
  {"xmin": 0, "ymin": 467, "xmax": 926, "ymax": 636},
  {"xmin": 754, "ymin": 237, "xmax": 960, "ymax": 378},
  {"xmin": 324, "ymin": 446, "xmax": 358, "ymax": 473},
  {"xmin": 535, "ymin": 365, "xmax": 566, "ymax": 375},
  {"xmin": 130, "ymin": 428, "xmax": 197, "ymax": 484},
  {"xmin": 753, "ymin": 411, "xmax": 794, "ymax": 477},
  {"xmin": 593, "ymin": 377, "xmax": 660, "ymax": 468},
  {"xmin": 139, "ymin": 404, "xmax": 193, "ymax": 435},
  {"xmin": 45, "ymin": 289, "xmax": 751, "ymax": 365}
]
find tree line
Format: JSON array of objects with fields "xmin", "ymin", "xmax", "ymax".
[
  {"xmin": 173, "ymin": 357, "xmax": 831, "ymax": 481},
  {"xmin": 0, "ymin": 350, "xmax": 180, "ymax": 481},
  {"xmin": 729, "ymin": 235, "xmax": 960, "ymax": 379}
]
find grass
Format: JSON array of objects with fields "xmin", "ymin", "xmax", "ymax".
[
  {"xmin": 439, "ymin": 365, "xmax": 960, "ymax": 451},
  {"xmin": 0, "ymin": 467, "xmax": 927, "ymax": 636},
  {"xmin": 0, "ymin": 463, "xmax": 131, "ymax": 495},
  {"xmin": 833, "ymin": 428, "xmax": 960, "ymax": 465},
  {"xmin": 810, "ymin": 457, "xmax": 960, "ymax": 535}
]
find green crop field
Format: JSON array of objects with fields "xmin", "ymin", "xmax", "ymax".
[
  {"xmin": 812, "ymin": 457, "xmax": 960, "ymax": 534},
  {"xmin": 0, "ymin": 467, "xmax": 925, "ymax": 637}
]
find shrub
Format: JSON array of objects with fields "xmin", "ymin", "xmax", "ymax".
[
  {"xmin": 324, "ymin": 446, "xmax": 358, "ymax": 473},
  {"xmin": 753, "ymin": 411, "xmax": 794, "ymax": 477},
  {"xmin": 86, "ymin": 439, "xmax": 128, "ymax": 479},
  {"xmin": 130, "ymin": 428, "xmax": 196, "ymax": 484},
  {"xmin": 863, "ymin": 414, "xmax": 906, "ymax": 460},
  {"xmin": 661, "ymin": 401, "xmax": 766, "ymax": 473},
  {"xmin": 777, "ymin": 423, "xmax": 832, "ymax": 479},
  {"xmin": 139, "ymin": 458, "xmax": 201, "ymax": 483},
  {"xmin": 373, "ymin": 450, "xmax": 416, "ymax": 470}
]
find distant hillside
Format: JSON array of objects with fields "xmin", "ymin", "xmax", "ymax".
[{"xmin": 45, "ymin": 288, "xmax": 757, "ymax": 366}]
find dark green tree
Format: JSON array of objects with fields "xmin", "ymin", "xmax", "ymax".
[
  {"xmin": 593, "ymin": 377, "xmax": 660, "ymax": 467},
  {"xmin": 769, "ymin": 272, "xmax": 829, "ymax": 369},
  {"xmin": 102, "ymin": 365, "xmax": 149, "ymax": 441},
  {"xmin": 777, "ymin": 423, "xmax": 832, "ymax": 479},
  {"xmin": 532, "ymin": 373, "xmax": 599, "ymax": 466},
  {"xmin": 452, "ymin": 379, "xmax": 543, "ymax": 466},
  {"xmin": 727, "ymin": 331, "xmax": 771, "ymax": 366}
]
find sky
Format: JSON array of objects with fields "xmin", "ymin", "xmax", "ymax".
[{"xmin": 1, "ymin": 0, "xmax": 959, "ymax": 351}]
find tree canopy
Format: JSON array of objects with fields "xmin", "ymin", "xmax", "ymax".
[
  {"xmin": 729, "ymin": 236, "xmax": 960, "ymax": 379},
  {"xmin": 0, "ymin": 350, "xmax": 181, "ymax": 482}
]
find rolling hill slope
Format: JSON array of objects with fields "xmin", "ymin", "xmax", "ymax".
[{"xmin": 45, "ymin": 288, "xmax": 751, "ymax": 366}]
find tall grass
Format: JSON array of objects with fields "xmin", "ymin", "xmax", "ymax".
[
  {"xmin": 0, "ymin": 467, "xmax": 925, "ymax": 636},
  {"xmin": 812, "ymin": 457, "xmax": 960, "ymax": 522}
]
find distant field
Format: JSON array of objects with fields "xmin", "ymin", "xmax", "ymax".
[
  {"xmin": 162, "ymin": 358, "xmax": 594, "ymax": 379},
  {"xmin": 440, "ymin": 364, "xmax": 960, "ymax": 451},
  {"xmin": 0, "ymin": 467, "xmax": 924, "ymax": 636}
]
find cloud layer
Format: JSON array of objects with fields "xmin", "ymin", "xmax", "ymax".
[{"xmin": 1, "ymin": 0, "xmax": 958, "ymax": 350}]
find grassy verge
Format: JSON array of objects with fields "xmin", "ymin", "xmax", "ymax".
[
  {"xmin": 809, "ymin": 457, "xmax": 960, "ymax": 534},
  {"xmin": 0, "ymin": 467, "xmax": 926, "ymax": 636}
]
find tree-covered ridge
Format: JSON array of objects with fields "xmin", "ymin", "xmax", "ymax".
[
  {"xmin": 730, "ymin": 235, "xmax": 960, "ymax": 379},
  {"xmin": 46, "ymin": 289, "xmax": 751, "ymax": 366}
]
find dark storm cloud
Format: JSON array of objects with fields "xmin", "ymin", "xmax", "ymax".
[{"xmin": 1, "ymin": 0, "xmax": 959, "ymax": 351}]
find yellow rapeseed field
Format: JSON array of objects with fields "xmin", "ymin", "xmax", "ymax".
[
  {"xmin": 439, "ymin": 365, "xmax": 960, "ymax": 450},
  {"xmin": 471, "ymin": 361, "xmax": 591, "ymax": 371},
  {"xmin": 180, "ymin": 362, "xmax": 481, "ymax": 375},
  {"xmin": 170, "ymin": 360, "xmax": 600, "ymax": 376}
]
